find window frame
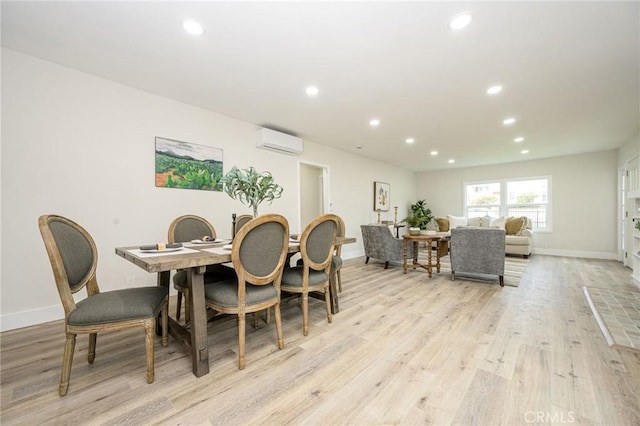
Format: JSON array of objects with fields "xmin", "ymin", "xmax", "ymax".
[{"xmin": 463, "ymin": 176, "xmax": 552, "ymax": 232}]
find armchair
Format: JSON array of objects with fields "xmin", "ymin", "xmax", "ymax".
[
  {"xmin": 360, "ymin": 224, "xmax": 412, "ymax": 269},
  {"xmin": 449, "ymin": 227, "xmax": 506, "ymax": 286}
]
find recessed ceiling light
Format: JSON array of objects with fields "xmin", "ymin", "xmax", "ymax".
[
  {"xmin": 503, "ymin": 117, "xmax": 516, "ymax": 126},
  {"xmin": 448, "ymin": 159, "xmax": 455, "ymax": 164},
  {"xmin": 369, "ymin": 119, "xmax": 380, "ymax": 127},
  {"xmin": 356, "ymin": 145, "xmax": 363, "ymax": 149},
  {"xmin": 521, "ymin": 149, "xmax": 529, "ymax": 154},
  {"xmin": 449, "ymin": 12, "xmax": 472, "ymax": 30},
  {"xmin": 430, "ymin": 150, "xmax": 438, "ymax": 156},
  {"xmin": 306, "ymin": 86, "xmax": 319, "ymax": 96},
  {"xmin": 487, "ymin": 85, "xmax": 503, "ymax": 95},
  {"xmin": 405, "ymin": 138, "xmax": 415, "ymax": 144},
  {"xmin": 514, "ymin": 137, "xmax": 525, "ymax": 143},
  {"xmin": 182, "ymin": 20, "xmax": 204, "ymax": 35}
]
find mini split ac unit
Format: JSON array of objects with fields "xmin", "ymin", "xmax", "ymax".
[{"xmin": 256, "ymin": 128, "xmax": 303, "ymax": 155}]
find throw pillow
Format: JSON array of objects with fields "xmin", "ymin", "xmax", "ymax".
[
  {"xmin": 489, "ymin": 216, "xmax": 506, "ymax": 229},
  {"xmin": 448, "ymin": 215, "xmax": 468, "ymax": 229},
  {"xmin": 480, "ymin": 215, "xmax": 492, "ymax": 227},
  {"xmin": 436, "ymin": 217, "xmax": 450, "ymax": 232},
  {"xmin": 505, "ymin": 216, "xmax": 526, "ymax": 235},
  {"xmin": 467, "ymin": 217, "xmax": 482, "ymax": 227}
]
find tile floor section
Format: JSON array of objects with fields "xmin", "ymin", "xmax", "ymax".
[{"xmin": 585, "ymin": 287, "xmax": 640, "ymax": 352}]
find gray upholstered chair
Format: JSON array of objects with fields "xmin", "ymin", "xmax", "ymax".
[
  {"xmin": 360, "ymin": 224, "xmax": 412, "ymax": 269},
  {"xmin": 449, "ymin": 227, "xmax": 506, "ymax": 286},
  {"xmin": 232, "ymin": 214, "xmax": 253, "ymax": 240},
  {"xmin": 204, "ymin": 214, "xmax": 289, "ymax": 369},
  {"xmin": 281, "ymin": 214, "xmax": 339, "ymax": 336},
  {"xmin": 168, "ymin": 215, "xmax": 235, "ymax": 322},
  {"xmin": 38, "ymin": 214, "xmax": 168, "ymax": 396}
]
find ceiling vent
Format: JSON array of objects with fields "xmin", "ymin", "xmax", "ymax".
[{"xmin": 256, "ymin": 128, "xmax": 303, "ymax": 155}]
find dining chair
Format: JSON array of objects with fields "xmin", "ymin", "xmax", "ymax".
[
  {"xmin": 168, "ymin": 214, "xmax": 235, "ymax": 322},
  {"xmin": 332, "ymin": 215, "xmax": 346, "ymax": 292},
  {"xmin": 281, "ymin": 213, "xmax": 339, "ymax": 336},
  {"xmin": 204, "ymin": 214, "xmax": 289, "ymax": 369},
  {"xmin": 232, "ymin": 214, "xmax": 253, "ymax": 240},
  {"xmin": 38, "ymin": 214, "xmax": 168, "ymax": 396}
]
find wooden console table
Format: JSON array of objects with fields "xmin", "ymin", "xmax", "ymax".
[{"xmin": 402, "ymin": 233, "xmax": 449, "ymax": 278}]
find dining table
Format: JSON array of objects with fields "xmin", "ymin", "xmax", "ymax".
[{"xmin": 115, "ymin": 236, "xmax": 355, "ymax": 378}]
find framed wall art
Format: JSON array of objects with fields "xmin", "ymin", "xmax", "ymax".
[
  {"xmin": 374, "ymin": 181, "xmax": 390, "ymax": 211},
  {"xmin": 155, "ymin": 137, "xmax": 224, "ymax": 191}
]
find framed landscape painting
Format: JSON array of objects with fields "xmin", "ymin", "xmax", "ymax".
[
  {"xmin": 374, "ymin": 181, "xmax": 390, "ymax": 211},
  {"xmin": 155, "ymin": 137, "xmax": 223, "ymax": 191}
]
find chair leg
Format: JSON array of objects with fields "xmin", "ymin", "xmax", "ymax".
[
  {"xmin": 238, "ymin": 313, "xmax": 246, "ymax": 369},
  {"xmin": 253, "ymin": 312, "xmax": 259, "ymax": 328},
  {"xmin": 175, "ymin": 290, "xmax": 183, "ymax": 320},
  {"xmin": 302, "ymin": 293, "xmax": 309, "ymax": 336},
  {"xmin": 144, "ymin": 318, "xmax": 155, "ymax": 384},
  {"xmin": 59, "ymin": 333, "xmax": 76, "ymax": 396},
  {"xmin": 161, "ymin": 302, "xmax": 169, "ymax": 347},
  {"xmin": 365, "ymin": 257, "xmax": 370, "ymax": 264},
  {"xmin": 324, "ymin": 287, "xmax": 333, "ymax": 324},
  {"xmin": 384, "ymin": 261, "xmax": 389, "ymax": 269},
  {"xmin": 184, "ymin": 288, "xmax": 191, "ymax": 323},
  {"xmin": 337, "ymin": 269, "xmax": 342, "ymax": 293},
  {"xmin": 499, "ymin": 276, "xmax": 504, "ymax": 287},
  {"xmin": 274, "ymin": 303, "xmax": 284, "ymax": 350},
  {"xmin": 451, "ymin": 272, "xmax": 455, "ymax": 281},
  {"xmin": 87, "ymin": 333, "xmax": 97, "ymax": 364}
]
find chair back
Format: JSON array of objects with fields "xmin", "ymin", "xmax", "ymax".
[
  {"xmin": 301, "ymin": 214, "xmax": 339, "ymax": 272},
  {"xmin": 334, "ymin": 215, "xmax": 346, "ymax": 257},
  {"xmin": 38, "ymin": 215, "xmax": 99, "ymax": 315},
  {"xmin": 232, "ymin": 214, "xmax": 289, "ymax": 286},
  {"xmin": 232, "ymin": 214, "xmax": 254, "ymax": 239},
  {"xmin": 450, "ymin": 227, "xmax": 505, "ymax": 276},
  {"xmin": 168, "ymin": 215, "xmax": 216, "ymax": 243}
]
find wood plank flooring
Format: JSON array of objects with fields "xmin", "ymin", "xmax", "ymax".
[{"xmin": 2, "ymin": 255, "xmax": 639, "ymax": 425}]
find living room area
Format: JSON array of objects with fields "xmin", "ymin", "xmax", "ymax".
[{"xmin": 2, "ymin": 1, "xmax": 639, "ymax": 424}]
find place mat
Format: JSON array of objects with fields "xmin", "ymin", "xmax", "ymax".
[
  {"xmin": 201, "ymin": 247, "xmax": 231, "ymax": 255},
  {"xmin": 583, "ymin": 286, "xmax": 640, "ymax": 353},
  {"xmin": 437, "ymin": 255, "xmax": 529, "ymax": 287},
  {"xmin": 127, "ymin": 247, "xmax": 199, "ymax": 258}
]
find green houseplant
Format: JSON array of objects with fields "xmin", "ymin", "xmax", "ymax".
[
  {"xmin": 404, "ymin": 200, "xmax": 434, "ymax": 234},
  {"xmin": 219, "ymin": 166, "xmax": 284, "ymax": 217}
]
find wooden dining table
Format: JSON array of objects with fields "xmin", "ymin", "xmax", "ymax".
[{"xmin": 115, "ymin": 236, "xmax": 355, "ymax": 378}]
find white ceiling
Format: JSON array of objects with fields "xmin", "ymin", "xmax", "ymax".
[{"xmin": 2, "ymin": 1, "xmax": 639, "ymax": 171}]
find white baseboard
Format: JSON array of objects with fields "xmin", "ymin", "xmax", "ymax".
[
  {"xmin": 532, "ymin": 248, "xmax": 618, "ymax": 260},
  {"xmin": 1, "ymin": 304, "xmax": 63, "ymax": 332}
]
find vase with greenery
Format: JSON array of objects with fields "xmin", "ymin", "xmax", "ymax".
[
  {"xmin": 219, "ymin": 166, "xmax": 284, "ymax": 217},
  {"xmin": 404, "ymin": 199, "xmax": 434, "ymax": 232}
]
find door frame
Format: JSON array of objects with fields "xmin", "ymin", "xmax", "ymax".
[{"xmin": 297, "ymin": 160, "xmax": 330, "ymax": 232}]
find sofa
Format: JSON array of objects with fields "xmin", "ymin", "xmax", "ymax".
[
  {"xmin": 361, "ymin": 224, "xmax": 413, "ymax": 269},
  {"xmin": 434, "ymin": 215, "xmax": 532, "ymax": 258}
]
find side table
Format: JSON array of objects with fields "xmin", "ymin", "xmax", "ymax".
[{"xmin": 402, "ymin": 233, "xmax": 449, "ymax": 278}]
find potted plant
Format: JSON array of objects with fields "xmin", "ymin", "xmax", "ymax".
[
  {"xmin": 404, "ymin": 200, "xmax": 434, "ymax": 235},
  {"xmin": 219, "ymin": 166, "xmax": 284, "ymax": 217}
]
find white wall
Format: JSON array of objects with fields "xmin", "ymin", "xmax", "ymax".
[
  {"xmin": 1, "ymin": 48, "xmax": 416, "ymax": 330},
  {"xmin": 416, "ymin": 150, "xmax": 619, "ymax": 259}
]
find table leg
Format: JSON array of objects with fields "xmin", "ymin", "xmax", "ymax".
[
  {"xmin": 412, "ymin": 242, "xmax": 419, "ymax": 269},
  {"xmin": 187, "ymin": 266, "xmax": 209, "ymax": 377},
  {"xmin": 402, "ymin": 239, "xmax": 408, "ymax": 274},
  {"xmin": 427, "ymin": 240, "xmax": 433, "ymax": 278},
  {"xmin": 156, "ymin": 271, "xmax": 170, "ymax": 336}
]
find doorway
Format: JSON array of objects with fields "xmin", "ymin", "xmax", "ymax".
[{"xmin": 298, "ymin": 162, "xmax": 330, "ymax": 231}]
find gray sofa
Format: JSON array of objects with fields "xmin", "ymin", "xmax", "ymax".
[
  {"xmin": 361, "ymin": 224, "xmax": 413, "ymax": 269},
  {"xmin": 449, "ymin": 227, "xmax": 505, "ymax": 286}
]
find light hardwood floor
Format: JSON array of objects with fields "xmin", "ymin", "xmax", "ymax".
[{"xmin": 2, "ymin": 255, "xmax": 639, "ymax": 425}]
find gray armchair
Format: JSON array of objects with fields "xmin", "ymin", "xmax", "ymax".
[
  {"xmin": 361, "ymin": 224, "xmax": 412, "ymax": 269},
  {"xmin": 450, "ymin": 227, "xmax": 506, "ymax": 286}
]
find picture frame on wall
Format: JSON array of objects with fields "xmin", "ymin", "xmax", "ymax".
[
  {"xmin": 155, "ymin": 137, "xmax": 224, "ymax": 191},
  {"xmin": 374, "ymin": 181, "xmax": 390, "ymax": 211}
]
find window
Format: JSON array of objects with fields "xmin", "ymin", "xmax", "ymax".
[{"xmin": 464, "ymin": 177, "xmax": 551, "ymax": 231}]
